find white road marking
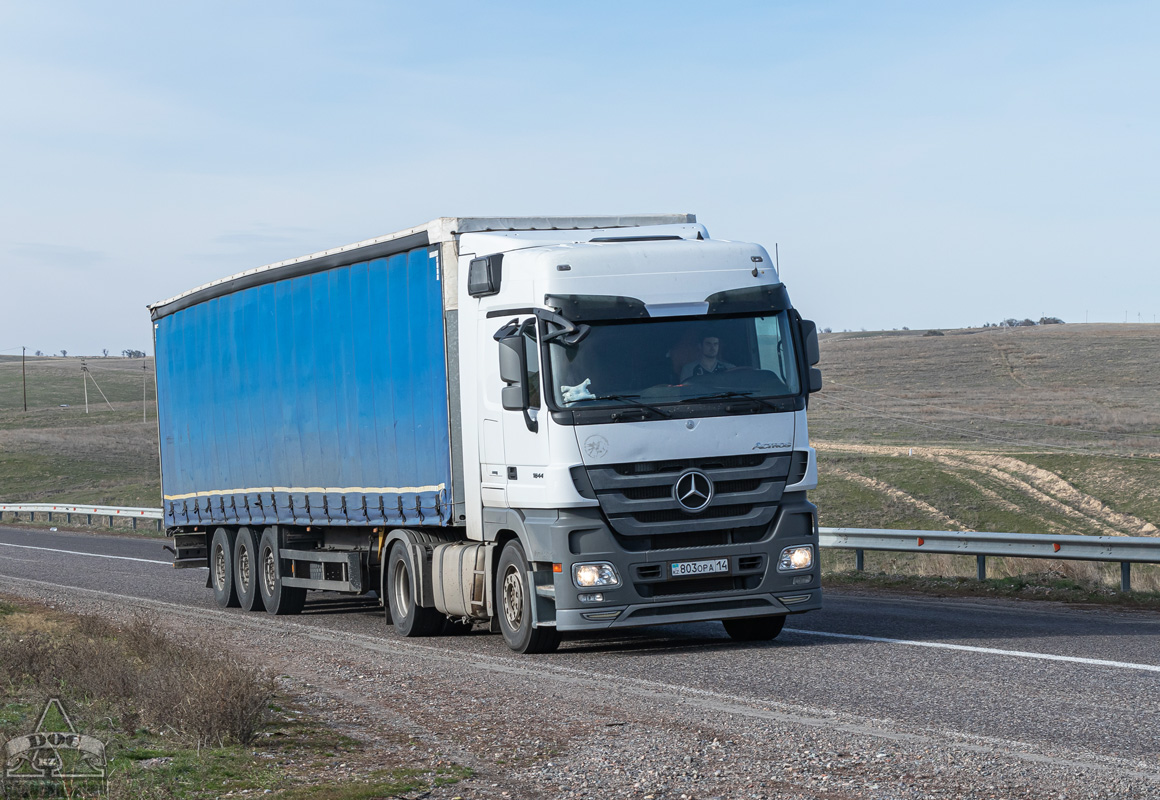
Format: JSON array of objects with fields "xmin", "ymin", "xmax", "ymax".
[
  {"xmin": 786, "ymin": 627, "xmax": 1160, "ymax": 674},
  {"xmin": 0, "ymin": 541, "xmax": 170, "ymax": 565}
]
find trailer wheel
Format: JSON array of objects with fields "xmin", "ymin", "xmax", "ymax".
[
  {"xmin": 722, "ymin": 615, "xmax": 786, "ymax": 641},
  {"xmin": 496, "ymin": 540, "xmax": 560, "ymax": 654},
  {"xmin": 210, "ymin": 527, "xmax": 239, "ymax": 608},
  {"xmin": 234, "ymin": 526, "xmax": 266, "ymax": 612},
  {"xmin": 258, "ymin": 527, "xmax": 306, "ymax": 616},
  {"xmin": 386, "ymin": 542, "xmax": 443, "ymax": 637}
]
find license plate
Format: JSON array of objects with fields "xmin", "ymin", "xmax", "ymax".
[{"xmin": 670, "ymin": 558, "xmax": 730, "ymax": 579}]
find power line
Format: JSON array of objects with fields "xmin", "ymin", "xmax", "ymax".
[
  {"xmin": 812, "ymin": 394, "xmax": 1160, "ymax": 461},
  {"xmin": 823, "ymin": 381, "xmax": 1160, "ymax": 441}
]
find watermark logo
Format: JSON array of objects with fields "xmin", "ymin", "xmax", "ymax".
[{"xmin": 3, "ymin": 698, "xmax": 106, "ymax": 798}]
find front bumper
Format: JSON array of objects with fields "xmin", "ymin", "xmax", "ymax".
[{"xmin": 556, "ymin": 588, "xmax": 822, "ymax": 631}]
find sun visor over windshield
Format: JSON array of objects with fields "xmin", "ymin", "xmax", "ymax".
[
  {"xmin": 544, "ymin": 294, "xmax": 649, "ymax": 321},
  {"xmin": 705, "ymin": 284, "xmax": 791, "ymax": 314}
]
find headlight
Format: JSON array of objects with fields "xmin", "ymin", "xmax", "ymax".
[
  {"xmin": 778, "ymin": 545, "xmax": 814, "ymax": 572},
  {"xmin": 572, "ymin": 562, "xmax": 620, "ymax": 588}
]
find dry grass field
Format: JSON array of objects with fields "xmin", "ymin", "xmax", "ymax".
[
  {"xmin": 811, "ymin": 324, "xmax": 1160, "ymax": 590},
  {"xmin": 0, "ymin": 355, "xmax": 160, "ymax": 507}
]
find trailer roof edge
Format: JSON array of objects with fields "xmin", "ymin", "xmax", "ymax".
[{"xmin": 147, "ymin": 214, "xmax": 696, "ymax": 321}]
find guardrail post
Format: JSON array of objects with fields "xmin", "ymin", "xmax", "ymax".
[
  {"xmin": 855, "ymin": 549, "xmax": 864, "ymax": 571},
  {"xmin": 66, "ymin": 513, "xmax": 72, "ymax": 524},
  {"xmin": 107, "ymin": 515, "xmax": 113, "ymax": 529},
  {"xmin": 29, "ymin": 511, "xmax": 35, "ymax": 523},
  {"xmin": 87, "ymin": 514, "xmax": 92, "ymax": 525},
  {"xmin": 48, "ymin": 511, "xmax": 53, "ymax": 523},
  {"xmin": 1121, "ymin": 562, "xmax": 1131, "ymax": 593},
  {"xmin": 155, "ymin": 519, "xmax": 162, "ymax": 532},
  {"xmin": 132, "ymin": 517, "xmax": 137, "ymax": 531},
  {"xmin": 976, "ymin": 555, "xmax": 987, "ymax": 581}
]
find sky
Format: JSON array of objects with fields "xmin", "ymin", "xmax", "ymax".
[{"xmin": 1, "ymin": 1, "xmax": 1157, "ymax": 356}]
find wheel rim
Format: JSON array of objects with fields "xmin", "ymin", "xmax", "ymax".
[
  {"xmin": 391, "ymin": 558, "xmax": 411, "ymax": 616},
  {"xmin": 238, "ymin": 545, "xmax": 251, "ymax": 593},
  {"xmin": 262, "ymin": 547, "xmax": 277, "ymax": 597},
  {"xmin": 502, "ymin": 566, "xmax": 523, "ymax": 630},
  {"xmin": 213, "ymin": 544, "xmax": 227, "ymax": 590}
]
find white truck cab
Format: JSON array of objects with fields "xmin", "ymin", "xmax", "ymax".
[{"xmin": 451, "ymin": 219, "xmax": 822, "ymax": 651}]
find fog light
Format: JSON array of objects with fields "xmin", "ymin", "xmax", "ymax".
[
  {"xmin": 578, "ymin": 592, "xmax": 605, "ymax": 603},
  {"xmin": 572, "ymin": 562, "xmax": 620, "ymax": 588},
  {"xmin": 778, "ymin": 545, "xmax": 813, "ymax": 572}
]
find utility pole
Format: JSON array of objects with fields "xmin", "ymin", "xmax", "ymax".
[
  {"xmin": 21, "ymin": 346, "xmax": 27, "ymax": 412},
  {"xmin": 82, "ymin": 360, "xmax": 89, "ymax": 414},
  {"xmin": 143, "ymin": 356, "xmax": 148, "ymax": 423}
]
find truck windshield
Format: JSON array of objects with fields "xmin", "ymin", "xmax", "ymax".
[{"xmin": 547, "ymin": 312, "xmax": 802, "ymax": 409}]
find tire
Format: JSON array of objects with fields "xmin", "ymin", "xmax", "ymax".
[
  {"xmin": 386, "ymin": 541, "xmax": 444, "ymax": 637},
  {"xmin": 234, "ymin": 526, "xmax": 266, "ymax": 612},
  {"xmin": 258, "ymin": 527, "xmax": 306, "ymax": 616},
  {"xmin": 723, "ymin": 615, "xmax": 786, "ymax": 642},
  {"xmin": 210, "ymin": 527, "xmax": 239, "ymax": 608},
  {"xmin": 496, "ymin": 540, "xmax": 560, "ymax": 654}
]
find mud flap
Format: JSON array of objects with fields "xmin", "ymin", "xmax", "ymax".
[{"xmin": 528, "ymin": 568, "xmax": 557, "ymax": 628}]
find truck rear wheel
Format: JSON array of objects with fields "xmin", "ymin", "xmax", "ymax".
[
  {"xmin": 723, "ymin": 615, "xmax": 786, "ymax": 641},
  {"xmin": 210, "ymin": 527, "xmax": 239, "ymax": 608},
  {"xmin": 496, "ymin": 540, "xmax": 560, "ymax": 654},
  {"xmin": 386, "ymin": 542, "xmax": 443, "ymax": 637},
  {"xmin": 258, "ymin": 527, "xmax": 306, "ymax": 616},
  {"xmin": 234, "ymin": 526, "xmax": 266, "ymax": 612}
]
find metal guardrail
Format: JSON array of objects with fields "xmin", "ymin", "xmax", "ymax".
[
  {"xmin": 1, "ymin": 504, "xmax": 1155, "ymax": 591},
  {"xmin": 820, "ymin": 527, "xmax": 1160, "ymax": 592},
  {"xmin": 0, "ymin": 503, "xmax": 163, "ymax": 531}
]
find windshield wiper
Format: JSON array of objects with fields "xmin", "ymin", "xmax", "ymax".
[
  {"xmin": 590, "ymin": 394, "xmax": 672, "ymax": 419},
  {"xmin": 685, "ymin": 391, "xmax": 781, "ymax": 412}
]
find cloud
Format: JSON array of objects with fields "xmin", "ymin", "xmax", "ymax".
[{"xmin": 8, "ymin": 242, "xmax": 106, "ymax": 269}]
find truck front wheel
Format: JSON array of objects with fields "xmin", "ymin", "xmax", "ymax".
[
  {"xmin": 210, "ymin": 527, "xmax": 239, "ymax": 608},
  {"xmin": 723, "ymin": 615, "xmax": 786, "ymax": 641},
  {"xmin": 386, "ymin": 542, "xmax": 444, "ymax": 637},
  {"xmin": 496, "ymin": 541, "xmax": 560, "ymax": 654},
  {"xmin": 258, "ymin": 527, "xmax": 306, "ymax": 616}
]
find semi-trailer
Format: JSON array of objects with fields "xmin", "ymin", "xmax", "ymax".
[{"xmin": 149, "ymin": 215, "xmax": 823, "ymax": 653}]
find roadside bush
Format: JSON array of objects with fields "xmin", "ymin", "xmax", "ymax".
[{"xmin": 0, "ymin": 610, "xmax": 272, "ymax": 747}]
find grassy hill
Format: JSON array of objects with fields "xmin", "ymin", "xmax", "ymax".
[{"xmin": 811, "ymin": 324, "xmax": 1160, "ymax": 589}]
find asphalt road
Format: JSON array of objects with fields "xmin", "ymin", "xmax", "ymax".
[{"xmin": 2, "ymin": 524, "xmax": 1158, "ymax": 790}]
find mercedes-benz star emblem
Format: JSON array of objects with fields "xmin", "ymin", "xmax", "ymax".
[{"xmin": 674, "ymin": 470, "xmax": 713, "ymax": 513}]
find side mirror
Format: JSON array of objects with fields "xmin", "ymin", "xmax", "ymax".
[
  {"xmin": 498, "ymin": 337, "xmax": 527, "ymax": 410},
  {"xmin": 496, "ymin": 323, "xmax": 539, "ymax": 432},
  {"xmin": 809, "ymin": 367, "xmax": 823, "ymax": 393},
  {"xmin": 801, "ymin": 319, "xmax": 820, "ymax": 366}
]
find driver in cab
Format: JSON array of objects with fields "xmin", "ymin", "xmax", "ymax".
[{"xmin": 680, "ymin": 334, "xmax": 734, "ymax": 381}]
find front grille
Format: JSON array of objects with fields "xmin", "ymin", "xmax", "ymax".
[
  {"xmin": 587, "ymin": 453, "xmax": 791, "ymax": 544},
  {"xmin": 631, "ymin": 504, "xmax": 754, "ymax": 524},
  {"xmin": 611, "ymin": 453, "xmax": 765, "ymax": 476}
]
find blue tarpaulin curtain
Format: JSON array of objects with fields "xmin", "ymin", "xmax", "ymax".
[{"xmin": 154, "ymin": 246, "xmax": 453, "ymax": 528}]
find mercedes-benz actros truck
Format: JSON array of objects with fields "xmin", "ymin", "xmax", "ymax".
[{"xmin": 151, "ymin": 215, "xmax": 823, "ymax": 653}]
